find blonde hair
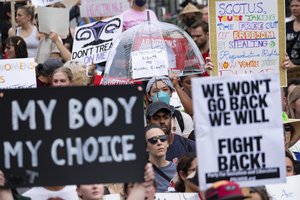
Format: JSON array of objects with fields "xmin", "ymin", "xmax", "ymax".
[
  {"xmin": 104, "ymin": 184, "xmax": 125, "ymax": 200},
  {"xmin": 287, "ymin": 85, "xmax": 300, "ymax": 118},
  {"xmin": 18, "ymin": 5, "xmax": 35, "ymax": 22},
  {"xmin": 63, "ymin": 60, "xmax": 88, "ymax": 86}
]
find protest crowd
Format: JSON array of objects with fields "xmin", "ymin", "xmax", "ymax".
[{"xmin": 0, "ymin": 0, "xmax": 300, "ymax": 200}]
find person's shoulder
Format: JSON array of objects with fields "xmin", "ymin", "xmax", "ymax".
[
  {"xmin": 174, "ymin": 133, "xmax": 194, "ymax": 143},
  {"xmin": 286, "ymin": 20, "xmax": 295, "ymax": 28},
  {"xmin": 122, "ymin": 8, "xmax": 135, "ymax": 16},
  {"xmin": 170, "ymin": 161, "xmax": 176, "ymax": 169}
]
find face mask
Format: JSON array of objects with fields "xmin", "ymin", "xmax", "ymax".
[
  {"xmin": 135, "ymin": 0, "xmax": 147, "ymax": 7},
  {"xmin": 185, "ymin": 16, "xmax": 197, "ymax": 27},
  {"xmin": 152, "ymin": 91, "xmax": 171, "ymax": 104}
]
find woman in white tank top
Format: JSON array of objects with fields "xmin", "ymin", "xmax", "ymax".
[{"xmin": 8, "ymin": 5, "xmax": 39, "ymax": 59}]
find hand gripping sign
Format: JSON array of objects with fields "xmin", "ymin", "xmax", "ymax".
[{"xmin": 0, "ymin": 85, "xmax": 147, "ymax": 187}]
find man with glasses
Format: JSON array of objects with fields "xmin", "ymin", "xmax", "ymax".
[
  {"xmin": 145, "ymin": 124, "xmax": 176, "ymax": 192},
  {"xmin": 146, "ymin": 102, "xmax": 196, "ymax": 164}
]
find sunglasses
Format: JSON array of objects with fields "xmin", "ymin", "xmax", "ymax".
[
  {"xmin": 284, "ymin": 124, "xmax": 295, "ymax": 132},
  {"xmin": 147, "ymin": 135, "xmax": 168, "ymax": 144}
]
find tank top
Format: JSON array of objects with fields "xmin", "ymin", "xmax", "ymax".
[{"xmin": 16, "ymin": 26, "xmax": 39, "ymax": 59}]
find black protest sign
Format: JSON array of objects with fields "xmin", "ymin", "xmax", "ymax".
[
  {"xmin": 0, "ymin": 85, "xmax": 147, "ymax": 187},
  {"xmin": 192, "ymin": 74, "xmax": 285, "ymax": 189}
]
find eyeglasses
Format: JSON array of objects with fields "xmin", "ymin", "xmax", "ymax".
[
  {"xmin": 284, "ymin": 124, "xmax": 295, "ymax": 132},
  {"xmin": 147, "ymin": 135, "xmax": 168, "ymax": 145}
]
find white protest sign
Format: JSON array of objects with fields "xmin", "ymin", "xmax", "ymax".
[
  {"xmin": 80, "ymin": 0, "xmax": 129, "ymax": 17},
  {"xmin": 72, "ymin": 15, "xmax": 123, "ymax": 65},
  {"xmin": 266, "ymin": 175, "xmax": 300, "ymax": 199},
  {"xmin": 131, "ymin": 49, "xmax": 169, "ymax": 79},
  {"xmin": 154, "ymin": 193, "xmax": 199, "ymax": 200},
  {"xmin": 37, "ymin": 6, "xmax": 69, "ymax": 35},
  {"xmin": 32, "ymin": 0, "xmax": 62, "ymax": 6},
  {"xmin": 192, "ymin": 73, "xmax": 285, "ymax": 190},
  {"xmin": 103, "ymin": 194, "xmax": 121, "ymax": 200},
  {"xmin": 0, "ymin": 58, "xmax": 36, "ymax": 89}
]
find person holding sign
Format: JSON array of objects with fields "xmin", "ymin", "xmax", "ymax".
[
  {"xmin": 22, "ymin": 66, "xmax": 78, "ymax": 200},
  {"xmin": 8, "ymin": 5, "xmax": 39, "ymax": 59},
  {"xmin": 0, "ymin": 170, "xmax": 30, "ymax": 200}
]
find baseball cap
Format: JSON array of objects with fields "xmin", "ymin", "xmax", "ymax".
[
  {"xmin": 41, "ymin": 58, "xmax": 64, "ymax": 75},
  {"xmin": 205, "ymin": 181, "xmax": 249, "ymax": 200},
  {"xmin": 146, "ymin": 102, "xmax": 174, "ymax": 118}
]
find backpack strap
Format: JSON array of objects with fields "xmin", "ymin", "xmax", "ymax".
[
  {"xmin": 173, "ymin": 109, "xmax": 184, "ymax": 133},
  {"xmin": 152, "ymin": 163, "xmax": 171, "ymax": 182}
]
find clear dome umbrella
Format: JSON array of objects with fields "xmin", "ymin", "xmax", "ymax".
[{"xmin": 102, "ymin": 20, "xmax": 205, "ymax": 85}]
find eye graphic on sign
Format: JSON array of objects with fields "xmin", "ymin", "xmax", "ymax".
[{"xmin": 75, "ymin": 18, "xmax": 121, "ymax": 48}]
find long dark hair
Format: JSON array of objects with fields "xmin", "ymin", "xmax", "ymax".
[
  {"xmin": 174, "ymin": 153, "xmax": 196, "ymax": 192},
  {"xmin": 5, "ymin": 36, "xmax": 28, "ymax": 58}
]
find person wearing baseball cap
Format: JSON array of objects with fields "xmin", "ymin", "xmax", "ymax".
[
  {"xmin": 36, "ymin": 58, "xmax": 63, "ymax": 87},
  {"xmin": 146, "ymin": 76, "xmax": 194, "ymax": 138},
  {"xmin": 146, "ymin": 101, "xmax": 196, "ymax": 164},
  {"xmin": 205, "ymin": 181, "xmax": 249, "ymax": 200}
]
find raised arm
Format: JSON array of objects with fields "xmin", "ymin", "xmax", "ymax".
[{"xmin": 49, "ymin": 32, "xmax": 71, "ymax": 61}]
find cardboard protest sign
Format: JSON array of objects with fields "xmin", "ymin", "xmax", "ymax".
[
  {"xmin": 0, "ymin": 58, "xmax": 36, "ymax": 89},
  {"xmin": 192, "ymin": 73, "xmax": 286, "ymax": 190},
  {"xmin": 37, "ymin": 6, "xmax": 69, "ymax": 35},
  {"xmin": 209, "ymin": 0, "xmax": 286, "ymax": 86},
  {"xmin": 154, "ymin": 193, "xmax": 199, "ymax": 200},
  {"xmin": 80, "ymin": 0, "xmax": 129, "ymax": 17},
  {"xmin": 31, "ymin": 0, "xmax": 62, "ymax": 6},
  {"xmin": 266, "ymin": 175, "xmax": 300, "ymax": 199},
  {"xmin": 131, "ymin": 49, "xmax": 169, "ymax": 79},
  {"xmin": 72, "ymin": 15, "xmax": 123, "ymax": 65},
  {"xmin": 133, "ymin": 36, "xmax": 188, "ymax": 73},
  {"xmin": 0, "ymin": 85, "xmax": 147, "ymax": 187}
]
